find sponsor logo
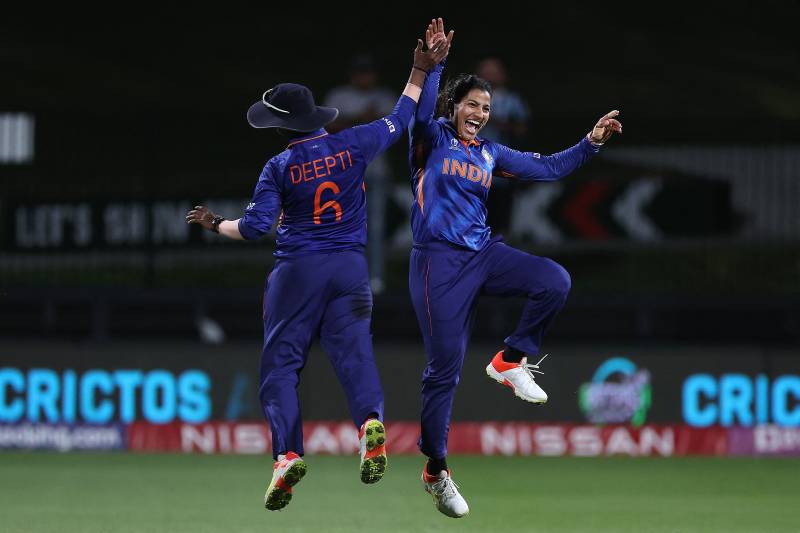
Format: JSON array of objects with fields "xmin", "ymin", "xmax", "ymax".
[
  {"xmin": 246, "ymin": 202, "xmax": 255, "ymax": 211},
  {"xmin": 0, "ymin": 368, "xmax": 211, "ymax": 425},
  {"xmin": 128, "ymin": 421, "xmax": 732, "ymax": 457},
  {"xmin": 130, "ymin": 421, "xmax": 422, "ymax": 455},
  {"xmin": 754, "ymin": 425, "xmax": 800, "ymax": 454},
  {"xmin": 683, "ymin": 374, "xmax": 800, "ymax": 427},
  {"xmin": 0, "ymin": 423, "xmax": 124, "ymax": 451},
  {"xmin": 578, "ymin": 357, "xmax": 651, "ymax": 426},
  {"xmin": 382, "ymin": 117, "xmax": 395, "ymax": 133},
  {"xmin": 480, "ymin": 424, "xmax": 675, "ymax": 457}
]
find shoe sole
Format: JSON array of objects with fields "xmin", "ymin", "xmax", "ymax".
[
  {"xmin": 485, "ymin": 364, "xmax": 547, "ymax": 404},
  {"xmin": 360, "ymin": 421, "xmax": 387, "ymax": 484},
  {"xmin": 264, "ymin": 460, "xmax": 307, "ymax": 511}
]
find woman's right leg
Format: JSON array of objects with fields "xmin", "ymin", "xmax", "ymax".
[
  {"xmin": 410, "ymin": 245, "xmax": 480, "ymax": 518},
  {"xmin": 409, "ymin": 246, "xmax": 482, "ymax": 461},
  {"xmin": 260, "ymin": 258, "xmax": 326, "ymax": 460}
]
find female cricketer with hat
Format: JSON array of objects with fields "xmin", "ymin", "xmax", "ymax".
[
  {"xmin": 409, "ymin": 18, "xmax": 622, "ymax": 518},
  {"xmin": 186, "ymin": 31, "xmax": 452, "ymax": 511}
]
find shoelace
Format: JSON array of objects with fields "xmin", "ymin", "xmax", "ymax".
[
  {"xmin": 522, "ymin": 354, "xmax": 549, "ymax": 380},
  {"xmin": 430, "ymin": 476, "xmax": 460, "ymax": 498}
]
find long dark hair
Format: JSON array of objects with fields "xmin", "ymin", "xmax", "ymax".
[{"xmin": 435, "ymin": 74, "xmax": 493, "ymax": 118}]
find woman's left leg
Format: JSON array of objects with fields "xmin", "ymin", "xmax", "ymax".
[{"xmin": 481, "ymin": 241, "xmax": 571, "ymax": 356}]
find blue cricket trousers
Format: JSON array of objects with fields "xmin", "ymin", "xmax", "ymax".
[
  {"xmin": 409, "ymin": 237, "xmax": 571, "ymax": 459},
  {"xmin": 259, "ymin": 250, "xmax": 384, "ymax": 459}
]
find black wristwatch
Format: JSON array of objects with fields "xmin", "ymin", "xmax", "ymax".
[{"xmin": 210, "ymin": 215, "xmax": 226, "ymax": 233}]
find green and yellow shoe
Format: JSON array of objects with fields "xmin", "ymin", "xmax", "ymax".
[
  {"xmin": 359, "ymin": 419, "xmax": 387, "ymax": 484},
  {"xmin": 264, "ymin": 452, "xmax": 307, "ymax": 511}
]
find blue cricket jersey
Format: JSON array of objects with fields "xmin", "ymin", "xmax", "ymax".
[
  {"xmin": 408, "ymin": 65, "xmax": 600, "ymax": 251},
  {"xmin": 238, "ymin": 95, "xmax": 416, "ymax": 257}
]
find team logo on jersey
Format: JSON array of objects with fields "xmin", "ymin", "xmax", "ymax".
[
  {"xmin": 449, "ymin": 138, "xmax": 460, "ymax": 151},
  {"xmin": 481, "ymin": 147, "xmax": 493, "ymax": 165}
]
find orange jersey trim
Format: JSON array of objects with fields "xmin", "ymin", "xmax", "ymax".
[
  {"xmin": 286, "ymin": 132, "xmax": 329, "ymax": 149},
  {"xmin": 416, "ymin": 170, "xmax": 426, "ymax": 215}
]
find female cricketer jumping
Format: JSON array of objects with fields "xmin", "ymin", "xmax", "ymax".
[
  {"xmin": 186, "ymin": 32, "xmax": 451, "ymax": 511},
  {"xmin": 409, "ymin": 18, "xmax": 622, "ymax": 518}
]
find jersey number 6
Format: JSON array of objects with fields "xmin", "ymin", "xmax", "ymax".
[{"xmin": 313, "ymin": 181, "xmax": 342, "ymax": 224}]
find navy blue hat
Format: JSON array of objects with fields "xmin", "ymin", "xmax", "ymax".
[{"xmin": 247, "ymin": 83, "xmax": 339, "ymax": 132}]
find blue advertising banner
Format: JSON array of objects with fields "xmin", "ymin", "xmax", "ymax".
[{"xmin": 1, "ymin": 341, "xmax": 798, "ymax": 427}]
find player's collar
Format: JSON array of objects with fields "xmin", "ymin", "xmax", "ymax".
[
  {"xmin": 286, "ymin": 129, "xmax": 328, "ymax": 149},
  {"xmin": 439, "ymin": 118, "xmax": 482, "ymax": 147}
]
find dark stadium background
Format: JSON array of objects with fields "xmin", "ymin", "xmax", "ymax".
[
  {"xmin": 1, "ymin": 5, "xmax": 798, "ymax": 428},
  {"xmin": 2, "ymin": 7, "xmax": 800, "ymax": 533}
]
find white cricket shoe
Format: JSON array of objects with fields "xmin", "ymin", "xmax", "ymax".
[
  {"xmin": 264, "ymin": 451, "xmax": 307, "ymax": 511},
  {"xmin": 422, "ymin": 469, "xmax": 469, "ymax": 518},
  {"xmin": 486, "ymin": 350, "xmax": 548, "ymax": 403}
]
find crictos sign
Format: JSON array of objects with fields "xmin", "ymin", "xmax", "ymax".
[
  {"xmin": 0, "ymin": 368, "xmax": 211, "ymax": 424},
  {"xmin": 683, "ymin": 374, "xmax": 800, "ymax": 427}
]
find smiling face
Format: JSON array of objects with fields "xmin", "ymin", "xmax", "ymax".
[{"xmin": 451, "ymin": 88, "xmax": 491, "ymax": 142}]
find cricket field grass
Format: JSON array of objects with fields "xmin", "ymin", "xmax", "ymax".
[{"xmin": 0, "ymin": 452, "xmax": 796, "ymax": 532}]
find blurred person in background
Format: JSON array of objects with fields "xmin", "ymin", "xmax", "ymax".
[
  {"xmin": 476, "ymin": 56, "xmax": 531, "ymax": 235},
  {"xmin": 186, "ymin": 32, "xmax": 451, "ymax": 511},
  {"xmin": 325, "ymin": 55, "xmax": 397, "ymax": 294},
  {"xmin": 408, "ymin": 17, "xmax": 621, "ymax": 518},
  {"xmin": 475, "ymin": 57, "xmax": 529, "ymax": 146}
]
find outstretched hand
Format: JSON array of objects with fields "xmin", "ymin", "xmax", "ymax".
[
  {"xmin": 186, "ymin": 205, "xmax": 217, "ymax": 231},
  {"xmin": 414, "ymin": 19, "xmax": 453, "ymax": 72},
  {"xmin": 426, "ymin": 17, "xmax": 453, "ymax": 52},
  {"xmin": 588, "ymin": 110, "xmax": 622, "ymax": 145}
]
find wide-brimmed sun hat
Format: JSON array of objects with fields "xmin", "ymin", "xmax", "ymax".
[{"xmin": 247, "ymin": 83, "xmax": 339, "ymax": 132}]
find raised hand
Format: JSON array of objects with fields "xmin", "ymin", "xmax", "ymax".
[
  {"xmin": 588, "ymin": 110, "xmax": 623, "ymax": 145},
  {"xmin": 414, "ymin": 27, "xmax": 452, "ymax": 72},
  {"xmin": 426, "ymin": 18, "xmax": 452, "ymax": 49}
]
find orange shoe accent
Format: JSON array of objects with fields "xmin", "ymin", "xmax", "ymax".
[
  {"xmin": 359, "ymin": 419, "xmax": 387, "ymax": 459},
  {"xmin": 422, "ymin": 467, "xmax": 451, "ymax": 484},
  {"xmin": 274, "ymin": 451, "xmax": 301, "ymax": 469},
  {"xmin": 364, "ymin": 444, "xmax": 385, "ymax": 460},
  {"xmin": 274, "ymin": 477, "xmax": 293, "ymax": 492},
  {"xmin": 490, "ymin": 350, "xmax": 523, "ymax": 372}
]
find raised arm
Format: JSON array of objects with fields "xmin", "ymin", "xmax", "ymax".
[
  {"xmin": 352, "ymin": 25, "xmax": 451, "ymax": 162},
  {"xmin": 405, "ymin": 26, "xmax": 452, "ymax": 103},
  {"xmin": 494, "ymin": 110, "xmax": 622, "ymax": 181},
  {"xmin": 412, "ymin": 18, "xmax": 454, "ymax": 140}
]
